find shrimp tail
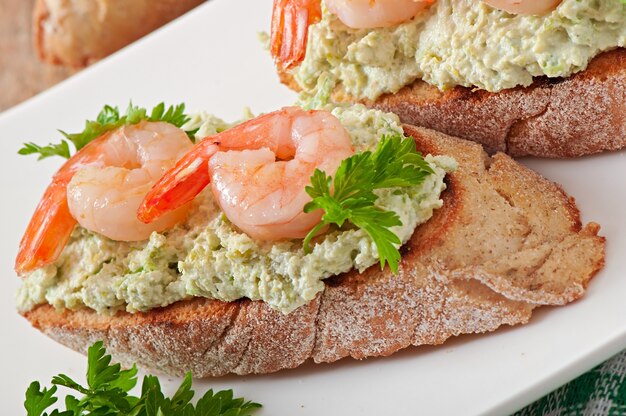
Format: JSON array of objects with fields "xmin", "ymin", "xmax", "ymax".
[
  {"xmin": 16, "ymin": 125, "xmax": 193, "ymax": 275},
  {"xmin": 15, "ymin": 182, "xmax": 77, "ymax": 275},
  {"xmin": 138, "ymin": 140, "xmax": 219, "ymax": 224},
  {"xmin": 14, "ymin": 135, "xmax": 110, "ymax": 275},
  {"xmin": 270, "ymin": 0, "xmax": 322, "ymax": 70}
]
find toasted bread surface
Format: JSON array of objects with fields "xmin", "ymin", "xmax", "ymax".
[
  {"xmin": 23, "ymin": 127, "xmax": 605, "ymax": 376},
  {"xmin": 33, "ymin": 0, "xmax": 205, "ymax": 67},
  {"xmin": 367, "ymin": 50, "xmax": 626, "ymax": 158},
  {"xmin": 282, "ymin": 49, "xmax": 626, "ymax": 158}
]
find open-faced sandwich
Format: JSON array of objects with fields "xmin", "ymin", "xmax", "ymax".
[
  {"xmin": 270, "ymin": 0, "xmax": 626, "ymax": 157},
  {"xmin": 16, "ymin": 102, "xmax": 604, "ymax": 376}
]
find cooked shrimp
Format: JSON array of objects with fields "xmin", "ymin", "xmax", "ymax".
[
  {"xmin": 138, "ymin": 107, "xmax": 354, "ymax": 241},
  {"xmin": 271, "ymin": 0, "xmax": 322, "ymax": 70},
  {"xmin": 270, "ymin": 0, "xmax": 435, "ymax": 70},
  {"xmin": 482, "ymin": 0, "xmax": 562, "ymax": 15},
  {"xmin": 15, "ymin": 121, "xmax": 192, "ymax": 275},
  {"xmin": 325, "ymin": 0, "xmax": 435, "ymax": 29}
]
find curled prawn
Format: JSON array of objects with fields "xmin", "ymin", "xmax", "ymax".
[
  {"xmin": 138, "ymin": 107, "xmax": 355, "ymax": 241},
  {"xmin": 15, "ymin": 121, "xmax": 192, "ymax": 275},
  {"xmin": 482, "ymin": 0, "xmax": 562, "ymax": 15},
  {"xmin": 270, "ymin": 0, "xmax": 435, "ymax": 70}
]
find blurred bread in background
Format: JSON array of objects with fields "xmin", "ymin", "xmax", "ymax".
[
  {"xmin": 0, "ymin": 0, "xmax": 204, "ymax": 111},
  {"xmin": 0, "ymin": 0, "xmax": 72, "ymax": 112},
  {"xmin": 34, "ymin": 0, "xmax": 205, "ymax": 67}
]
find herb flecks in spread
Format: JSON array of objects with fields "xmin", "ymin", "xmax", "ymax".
[
  {"xmin": 17, "ymin": 104, "xmax": 455, "ymax": 315},
  {"xmin": 304, "ymin": 133, "xmax": 433, "ymax": 273},
  {"xmin": 24, "ymin": 341, "xmax": 261, "ymax": 416},
  {"xmin": 294, "ymin": 0, "xmax": 626, "ymax": 99}
]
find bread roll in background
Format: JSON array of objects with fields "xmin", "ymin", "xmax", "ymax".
[
  {"xmin": 33, "ymin": 0, "xmax": 206, "ymax": 67},
  {"xmin": 0, "ymin": 0, "xmax": 72, "ymax": 112}
]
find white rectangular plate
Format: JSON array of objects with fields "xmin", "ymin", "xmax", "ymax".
[{"xmin": 1, "ymin": 0, "xmax": 625, "ymax": 414}]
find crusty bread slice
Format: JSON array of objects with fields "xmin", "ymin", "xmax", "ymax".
[
  {"xmin": 22, "ymin": 126, "xmax": 605, "ymax": 376},
  {"xmin": 367, "ymin": 50, "xmax": 626, "ymax": 158},
  {"xmin": 282, "ymin": 49, "xmax": 626, "ymax": 158},
  {"xmin": 33, "ymin": 0, "xmax": 205, "ymax": 67}
]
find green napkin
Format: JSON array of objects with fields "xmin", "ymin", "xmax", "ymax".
[{"xmin": 514, "ymin": 350, "xmax": 626, "ymax": 415}]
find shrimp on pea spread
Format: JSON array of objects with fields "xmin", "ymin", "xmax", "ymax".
[
  {"xmin": 138, "ymin": 106, "xmax": 354, "ymax": 241},
  {"xmin": 270, "ymin": 0, "xmax": 563, "ymax": 70},
  {"xmin": 15, "ymin": 122, "xmax": 193, "ymax": 275},
  {"xmin": 16, "ymin": 106, "xmax": 354, "ymax": 275}
]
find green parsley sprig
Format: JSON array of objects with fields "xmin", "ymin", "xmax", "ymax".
[
  {"xmin": 303, "ymin": 133, "xmax": 434, "ymax": 274},
  {"xmin": 24, "ymin": 341, "xmax": 261, "ymax": 416},
  {"xmin": 19, "ymin": 102, "xmax": 196, "ymax": 160}
]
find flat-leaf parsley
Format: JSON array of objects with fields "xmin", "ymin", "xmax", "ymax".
[
  {"xmin": 24, "ymin": 341, "xmax": 261, "ymax": 416},
  {"xmin": 303, "ymin": 133, "xmax": 434, "ymax": 274},
  {"xmin": 19, "ymin": 102, "xmax": 196, "ymax": 160}
]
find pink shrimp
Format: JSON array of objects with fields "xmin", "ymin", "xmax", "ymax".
[
  {"xmin": 138, "ymin": 106, "xmax": 355, "ymax": 241},
  {"xmin": 325, "ymin": 0, "xmax": 436, "ymax": 29},
  {"xmin": 15, "ymin": 121, "xmax": 192, "ymax": 275},
  {"xmin": 270, "ymin": 0, "xmax": 435, "ymax": 70},
  {"xmin": 483, "ymin": 0, "xmax": 562, "ymax": 15},
  {"xmin": 15, "ymin": 137, "xmax": 105, "ymax": 275}
]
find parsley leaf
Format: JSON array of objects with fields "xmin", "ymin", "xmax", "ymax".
[
  {"xmin": 24, "ymin": 341, "xmax": 261, "ymax": 416},
  {"xmin": 25, "ymin": 382, "xmax": 59, "ymax": 416},
  {"xmin": 303, "ymin": 133, "xmax": 434, "ymax": 274},
  {"xmin": 18, "ymin": 102, "xmax": 194, "ymax": 160},
  {"xmin": 18, "ymin": 141, "xmax": 71, "ymax": 160}
]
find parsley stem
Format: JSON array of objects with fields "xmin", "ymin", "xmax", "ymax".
[{"xmin": 303, "ymin": 221, "xmax": 328, "ymax": 254}]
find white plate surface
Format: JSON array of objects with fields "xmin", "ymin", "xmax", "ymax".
[{"xmin": 1, "ymin": 0, "xmax": 625, "ymax": 414}]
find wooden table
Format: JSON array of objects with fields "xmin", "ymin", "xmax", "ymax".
[{"xmin": 0, "ymin": 0, "xmax": 74, "ymax": 112}]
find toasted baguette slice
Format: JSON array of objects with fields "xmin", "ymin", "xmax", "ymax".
[
  {"xmin": 33, "ymin": 0, "xmax": 205, "ymax": 67},
  {"xmin": 282, "ymin": 49, "xmax": 626, "ymax": 158},
  {"xmin": 22, "ymin": 126, "xmax": 605, "ymax": 376}
]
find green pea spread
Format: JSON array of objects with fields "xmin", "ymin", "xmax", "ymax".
[
  {"xmin": 17, "ymin": 105, "xmax": 455, "ymax": 315},
  {"xmin": 295, "ymin": 0, "xmax": 626, "ymax": 100}
]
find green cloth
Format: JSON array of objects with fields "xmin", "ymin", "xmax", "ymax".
[{"xmin": 514, "ymin": 350, "xmax": 626, "ymax": 415}]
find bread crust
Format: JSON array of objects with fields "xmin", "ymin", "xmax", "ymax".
[
  {"xmin": 367, "ymin": 49, "xmax": 626, "ymax": 158},
  {"xmin": 22, "ymin": 127, "xmax": 605, "ymax": 376},
  {"xmin": 282, "ymin": 49, "xmax": 626, "ymax": 158},
  {"xmin": 33, "ymin": 0, "xmax": 205, "ymax": 68}
]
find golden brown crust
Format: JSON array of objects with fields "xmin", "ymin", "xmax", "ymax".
[
  {"xmin": 281, "ymin": 49, "xmax": 626, "ymax": 158},
  {"xmin": 33, "ymin": 0, "xmax": 205, "ymax": 68},
  {"xmin": 22, "ymin": 127, "xmax": 605, "ymax": 376}
]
